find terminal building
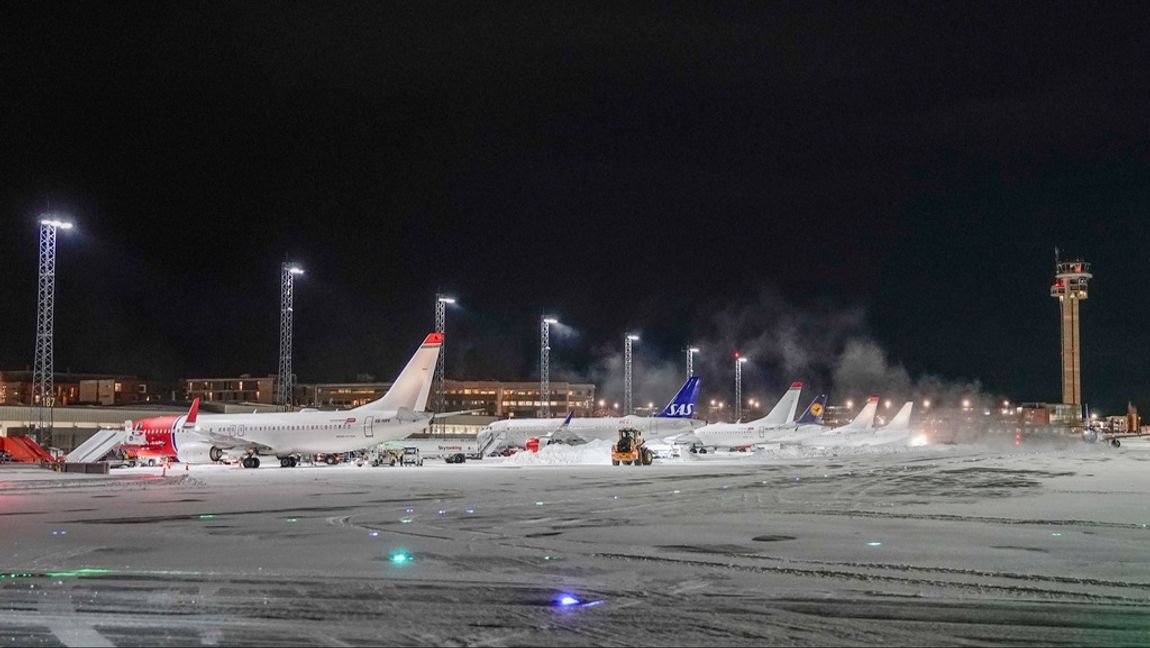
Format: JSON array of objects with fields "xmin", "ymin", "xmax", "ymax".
[
  {"xmin": 0, "ymin": 371, "xmax": 175, "ymax": 407},
  {"xmin": 183, "ymin": 375, "xmax": 596, "ymax": 419}
]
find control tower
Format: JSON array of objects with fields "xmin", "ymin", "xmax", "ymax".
[{"xmin": 1050, "ymin": 256, "xmax": 1092, "ymax": 406}]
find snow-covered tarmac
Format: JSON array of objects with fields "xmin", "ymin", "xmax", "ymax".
[{"xmin": 3, "ymin": 440, "xmax": 1150, "ymax": 646}]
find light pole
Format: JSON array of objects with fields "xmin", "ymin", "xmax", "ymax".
[
  {"xmin": 624, "ymin": 334, "xmax": 640, "ymax": 414},
  {"xmin": 32, "ymin": 217, "xmax": 73, "ymax": 450},
  {"xmin": 735, "ymin": 353, "xmax": 747, "ymax": 422},
  {"xmin": 434, "ymin": 294, "xmax": 456, "ymax": 435},
  {"xmin": 276, "ymin": 263, "xmax": 304, "ymax": 407},
  {"xmin": 540, "ymin": 317, "xmax": 558, "ymax": 417},
  {"xmin": 686, "ymin": 346, "xmax": 699, "ymax": 379}
]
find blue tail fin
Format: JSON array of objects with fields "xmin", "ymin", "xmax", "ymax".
[
  {"xmin": 796, "ymin": 394, "xmax": 827, "ymax": 425},
  {"xmin": 657, "ymin": 376, "xmax": 701, "ymax": 418}
]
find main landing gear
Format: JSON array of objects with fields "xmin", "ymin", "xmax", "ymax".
[
  {"xmin": 241, "ymin": 455, "xmax": 261, "ymax": 469},
  {"xmin": 279, "ymin": 456, "xmax": 299, "ymax": 468}
]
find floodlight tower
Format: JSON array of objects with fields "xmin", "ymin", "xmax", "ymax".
[
  {"xmin": 32, "ymin": 217, "xmax": 73, "ymax": 449},
  {"xmin": 540, "ymin": 317, "xmax": 558, "ymax": 417},
  {"xmin": 275, "ymin": 263, "xmax": 304, "ymax": 407},
  {"xmin": 734, "ymin": 353, "xmax": 748, "ymax": 422},
  {"xmin": 1050, "ymin": 254, "xmax": 1092, "ymax": 406},
  {"xmin": 434, "ymin": 294, "xmax": 456, "ymax": 435},
  {"xmin": 686, "ymin": 346, "xmax": 699, "ymax": 379},
  {"xmin": 624, "ymin": 334, "xmax": 640, "ymax": 414}
]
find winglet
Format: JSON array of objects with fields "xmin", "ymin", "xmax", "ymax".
[
  {"xmin": 423, "ymin": 332, "xmax": 444, "ymax": 346},
  {"xmin": 184, "ymin": 398, "xmax": 201, "ymax": 427}
]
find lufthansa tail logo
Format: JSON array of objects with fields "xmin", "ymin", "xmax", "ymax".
[{"xmin": 810, "ymin": 403, "xmax": 824, "ymax": 416}]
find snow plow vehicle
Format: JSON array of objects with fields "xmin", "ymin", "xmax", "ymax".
[{"xmin": 611, "ymin": 427, "xmax": 654, "ymax": 466}]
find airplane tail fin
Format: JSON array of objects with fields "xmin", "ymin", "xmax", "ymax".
[
  {"xmin": 839, "ymin": 396, "xmax": 879, "ymax": 431},
  {"xmin": 796, "ymin": 394, "xmax": 827, "ymax": 425},
  {"xmin": 352, "ymin": 333, "xmax": 442, "ymax": 413},
  {"xmin": 755, "ymin": 382, "xmax": 803, "ymax": 425},
  {"xmin": 884, "ymin": 401, "xmax": 913, "ymax": 431},
  {"xmin": 183, "ymin": 398, "xmax": 201, "ymax": 428},
  {"xmin": 656, "ymin": 376, "xmax": 701, "ymax": 418}
]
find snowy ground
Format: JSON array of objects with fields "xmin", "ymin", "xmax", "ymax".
[{"xmin": 3, "ymin": 439, "xmax": 1150, "ymax": 646}]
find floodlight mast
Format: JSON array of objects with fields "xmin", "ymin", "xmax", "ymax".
[
  {"xmin": 32, "ymin": 217, "xmax": 73, "ymax": 449},
  {"xmin": 735, "ymin": 354, "xmax": 748, "ymax": 421},
  {"xmin": 434, "ymin": 294, "xmax": 456, "ymax": 434},
  {"xmin": 540, "ymin": 317, "xmax": 558, "ymax": 417},
  {"xmin": 624, "ymin": 334, "xmax": 640, "ymax": 414},
  {"xmin": 686, "ymin": 346, "xmax": 700, "ymax": 379},
  {"xmin": 275, "ymin": 263, "xmax": 303, "ymax": 406}
]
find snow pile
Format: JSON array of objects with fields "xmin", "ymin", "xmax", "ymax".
[
  {"xmin": 756, "ymin": 442, "xmax": 954, "ymax": 461},
  {"xmin": 504, "ymin": 439, "xmax": 614, "ymax": 465}
]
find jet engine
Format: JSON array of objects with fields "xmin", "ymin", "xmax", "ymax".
[{"xmin": 177, "ymin": 441, "xmax": 223, "ymax": 464}]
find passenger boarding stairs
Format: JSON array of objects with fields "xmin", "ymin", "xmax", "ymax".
[
  {"xmin": 476, "ymin": 429, "xmax": 505, "ymax": 457},
  {"xmin": 66, "ymin": 427, "xmax": 128, "ymax": 463}
]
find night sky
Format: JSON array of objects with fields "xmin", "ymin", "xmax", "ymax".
[{"xmin": 2, "ymin": 3, "xmax": 1148, "ymax": 412}]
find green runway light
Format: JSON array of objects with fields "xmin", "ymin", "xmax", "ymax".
[
  {"xmin": 400, "ymin": 517, "xmax": 414, "ymax": 524},
  {"xmin": 43, "ymin": 568, "xmax": 113, "ymax": 578},
  {"xmin": 285, "ymin": 518, "xmax": 298, "ymax": 523},
  {"xmin": 198, "ymin": 514, "xmax": 215, "ymax": 520},
  {"xmin": 389, "ymin": 551, "xmax": 412, "ymax": 564}
]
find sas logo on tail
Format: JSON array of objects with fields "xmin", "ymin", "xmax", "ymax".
[{"xmin": 665, "ymin": 404, "xmax": 695, "ymax": 417}]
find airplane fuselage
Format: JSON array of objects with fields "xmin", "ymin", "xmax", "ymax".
[
  {"xmin": 179, "ymin": 409, "xmax": 427, "ymax": 458},
  {"xmin": 485, "ymin": 415, "xmax": 701, "ymax": 448}
]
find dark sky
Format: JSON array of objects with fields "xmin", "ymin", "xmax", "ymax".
[{"xmin": 2, "ymin": 2, "xmax": 1148, "ymax": 411}]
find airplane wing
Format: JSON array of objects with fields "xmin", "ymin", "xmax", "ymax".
[{"xmin": 429, "ymin": 409, "xmax": 486, "ymax": 420}]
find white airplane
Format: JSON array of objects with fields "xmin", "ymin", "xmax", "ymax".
[
  {"xmin": 168, "ymin": 333, "xmax": 444, "ymax": 468},
  {"xmin": 479, "ymin": 377, "xmax": 703, "ymax": 449},
  {"xmin": 782, "ymin": 396, "xmax": 882, "ymax": 447},
  {"xmin": 688, "ymin": 382, "xmax": 808, "ymax": 450},
  {"xmin": 824, "ymin": 401, "xmax": 919, "ymax": 447}
]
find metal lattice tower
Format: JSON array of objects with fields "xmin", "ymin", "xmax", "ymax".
[
  {"xmin": 540, "ymin": 317, "xmax": 557, "ymax": 417},
  {"xmin": 33, "ymin": 219, "xmax": 69, "ymax": 448},
  {"xmin": 686, "ymin": 346, "xmax": 699, "ymax": 379},
  {"xmin": 276, "ymin": 263, "xmax": 303, "ymax": 406},
  {"xmin": 735, "ymin": 354, "xmax": 747, "ymax": 422},
  {"xmin": 624, "ymin": 334, "xmax": 639, "ymax": 415},
  {"xmin": 1050, "ymin": 254, "xmax": 1092, "ymax": 406},
  {"xmin": 434, "ymin": 294, "xmax": 455, "ymax": 435}
]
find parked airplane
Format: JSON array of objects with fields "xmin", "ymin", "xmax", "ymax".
[
  {"xmin": 688, "ymin": 382, "xmax": 808, "ymax": 449},
  {"xmin": 832, "ymin": 401, "xmax": 917, "ymax": 447},
  {"xmin": 1080, "ymin": 405, "xmax": 1150, "ymax": 448},
  {"xmin": 121, "ymin": 333, "xmax": 443, "ymax": 468},
  {"xmin": 115, "ymin": 398, "xmax": 202, "ymax": 464},
  {"xmin": 782, "ymin": 396, "xmax": 881, "ymax": 447},
  {"xmin": 479, "ymin": 376, "xmax": 703, "ymax": 449}
]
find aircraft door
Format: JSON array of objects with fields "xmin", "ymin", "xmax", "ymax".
[{"xmin": 364, "ymin": 416, "xmax": 375, "ymax": 438}]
